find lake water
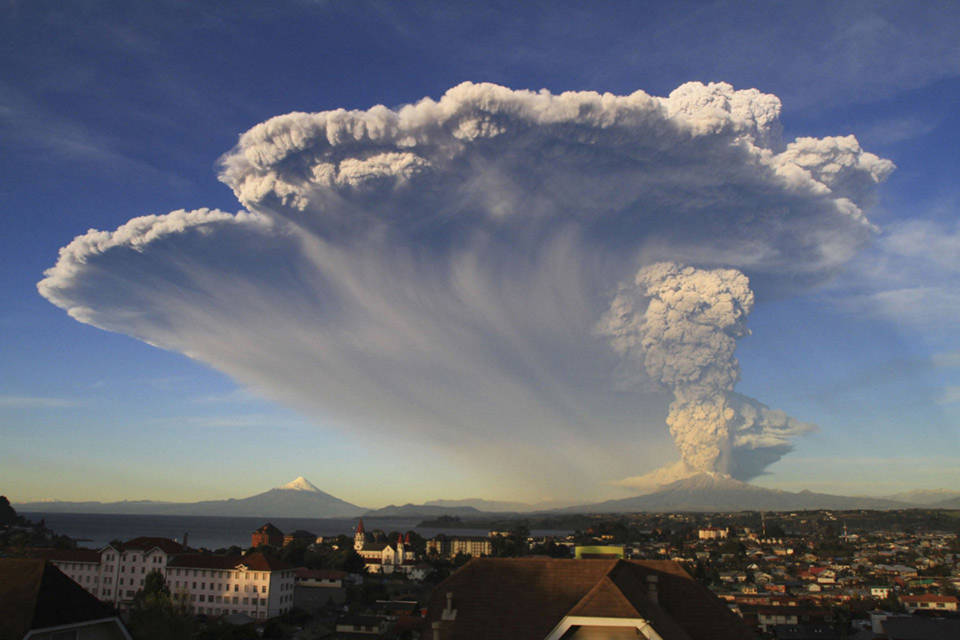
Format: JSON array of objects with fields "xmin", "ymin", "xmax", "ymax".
[{"xmin": 22, "ymin": 512, "xmax": 572, "ymax": 550}]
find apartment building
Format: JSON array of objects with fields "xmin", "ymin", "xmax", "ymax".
[
  {"xmin": 44, "ymin": 537, "xmax": 295, "ymax": 620},
  {"xmin": 426, "ymin": 535, "xmax": 492, "ymax": 558},
  {"xmin": 166, "ymin": 552, "xmax": 296, "ymax": 619}
]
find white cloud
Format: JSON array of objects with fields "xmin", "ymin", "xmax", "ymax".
[
  {"xmin": 38, "ymin": 82, "xmax": 892, "ymax": 493},
  {"xmin": 835, "ymin": 218, "xmax": 960, "ymax": 333},
  {"xmin": 939, "ymin": 386, "xmax": 960, "ymax": 405}
]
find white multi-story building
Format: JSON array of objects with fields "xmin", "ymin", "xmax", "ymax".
[
  {"xmin": 43, "ymin": 536, "xmax": 184, "ymax": 608},
  {"xmin": 45, "ymin": 537, "xmax": 296, "ymax": 619},
  {"xmin": 166, "ymin": 552, "xmax": 296, "ymax": 619}
]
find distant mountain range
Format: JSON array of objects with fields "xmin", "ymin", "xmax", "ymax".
[
  {"xmin": 422, "ymin": 498, "xmax": 579, "ymax": 513},
  {"xmin": 556, "ymin": 473, "xmax": 914, "ymax": 513},
  {"xmin": 15, "ymin": 477, "xmax": 366, "ymax": 518},
  {"xmin": 881, "ymin": 489, "xmax": 960, "ymax": 506},
  {"xmin": 14, "ymin": 474, "xmax": 960, "ymax": 519}
]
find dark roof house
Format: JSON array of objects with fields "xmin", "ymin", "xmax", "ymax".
[
  {"xmin": 425, "ymin": 558, "xmax": 755, "ymax": 640},
  {"xmin": 0, "ymin": 558, "xmax": 131, "ymax": 640}
]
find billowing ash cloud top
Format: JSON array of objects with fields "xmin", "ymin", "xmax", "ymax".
[{"xmin": 39, "ymin": 82, "xmax": 892, "ymax": 492}]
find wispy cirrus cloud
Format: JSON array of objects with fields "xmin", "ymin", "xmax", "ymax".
[{"xmin": 37, "ymin": 82, "xmax": 892, "ymax": 493}]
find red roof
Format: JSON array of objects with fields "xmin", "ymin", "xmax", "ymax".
[
  {"xmin": 167, "ymin": 551, "xmax": 292, "ymax": 572},
  {"xmin": 295, "ymin": 568, "xmax": 347, "ymax": 580},
  {"xmin": 122, "ymin": 537, "xmax": 187, "ymax": 554},
  {"xmin": 29, "ymin": 548, "xmax": 101, "ymax": 563},
  {"xmin": 168, "ymin": 554, "xmax": 244, "ymax": 570},
  {"xmin": 426, "ymin": 558, "xmax": 754, "ymax": 640},
  {"xmin": 902, "ymin": 594, "xmax": 958, "ymax": 603},
  {"xmin": 238, "ymin": 551, "xmax": 293, "ymax": 571}
]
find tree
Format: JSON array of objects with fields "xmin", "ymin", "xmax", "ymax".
[
  {"xmin": 127, "ymin": 570, "xmax": 194, "ymax": 640},
  {"xmin": 0, "ymin": 496, "xmax": 19, "ymax": 525},
  {"xmin": 341, "ymin": 549, "xmax": 366, "ymax": 574},
  {"xmin": 141, "ymin": 569, "xmax": 171, "ymax": 598}
]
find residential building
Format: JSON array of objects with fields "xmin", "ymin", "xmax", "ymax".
[
  {"xmin": 425, "ymin": 557, "xmax": 755, "ymax": 639},
  {"xmin": 251, "ymin": 522, "xmax": 284, "ymax": 548},
  {"xmin": 293, "ymin": 568, "xmax": 347, "ymax": 611},
  {"xmin": 574, "ymin": 545, "xmax": 625, "ymax": 559},
  {"xmin": 43, "ymin": 537, "xmax": 295, "ymax": 619},
  {"xmin": 699, "ymin": 527, "xmax": 730, "ymax": 540},
  {"xmin": 899, "ymin": 594, "xmax": 959, "ymax": 613},
  {"xmin": 870, "ymin": 586, "xmax": 892, "ymax": 599},
  {"xmin": 426, "ymin": 534, "xmax": 492, "ymax": 559},
  {"xmin": 166, "ymin": 552, "xmax": 296, "ymax": 619},
  {"xmin": 44, "ymin": 536, "xmax": 186, "ymax": 609},
  {"xmin": 0, "ymin": 558, "xmax": 132, "ymax": 640}
]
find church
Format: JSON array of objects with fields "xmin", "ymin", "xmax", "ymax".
[{"xmin": 353, "ymin": 519, "xmax": 416, "ymax": 574}]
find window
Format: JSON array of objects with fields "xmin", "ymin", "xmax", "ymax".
[{"xmin": 234, "ymin": 584, "xmax": 238, "ymax": 591}]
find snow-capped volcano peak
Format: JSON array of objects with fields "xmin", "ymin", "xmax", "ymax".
[{"xmin": 278, "ymin": 476, "xmax": 321, "ymax": 492}]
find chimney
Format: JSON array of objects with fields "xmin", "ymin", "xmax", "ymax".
[
  {"xmin": 646, "ymin": 574, "xmax": 658, "ymax": 603},
  {"xmin": 183, "ymin": 532, "xmax": 189, "ymax": 548},
  {"xmin": 432, "ymin": 621, "xmax": 442, "ymax": 640},
  {"xmin": 441, "ymin": 591, "xmax": 457, "ymax": 620}
]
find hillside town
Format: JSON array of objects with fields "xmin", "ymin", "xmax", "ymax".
[{"xmin": 3, "ymin": 495, "xmax": 960, "ymax": 639}]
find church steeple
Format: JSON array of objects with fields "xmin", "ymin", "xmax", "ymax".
[{"xmin": 354, "ymin": 519, "xmax": 366, "ymax": 552}]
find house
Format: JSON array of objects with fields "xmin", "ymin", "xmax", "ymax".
[
  {"xmin": 293, "ymin": 568, "xmax": 346, "ymax": 611},
  {"xmin": 899, "ymin": 593, "xmax": 959, "ymax": 613},
  {"xmin": 698, "ymin": 527, "xmax": 729, "ymax": 540},
  {"xmin": 574, "ymin": 545, "xmax": 625, "ymax": 559},
  {"xmin": 755, "ymin": 607, "xmax": 831, "ymax": 633},
  {"xmin": 251, "ymin": 522, "xmax": 284, "ymax": 548},
  {"xmin": 0, "ymin": 558, "xmax": 132, "ymax": 640},
  {"xmin": 870, "ymin": 586, "xmax": 892, "ymax": 599},
  {"xmin": 425, "ymin": 557, "xmax": 755, "ymax": 639},
  {"xmin": 335, "ymin": 614, "xmax": 388, "ymax": 635}
]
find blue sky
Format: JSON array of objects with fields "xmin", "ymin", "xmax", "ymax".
[{"xmin": 2, "ymin": 1, "xmax": 958, "ymax": 507}]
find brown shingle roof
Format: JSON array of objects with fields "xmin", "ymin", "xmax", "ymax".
[
  {"xmin": 0, "ymin": 559, "xmax": 116, "ymax": 640},
  {"xmin": 168, "ymin": 553, "xmax": 244, "ymax": 570},
  {"xmin": 167, "ymin": 551, "xmax": 293, "ymax": 572},
  {"xmin": 23, "ymin": 548, "xmax": 101, "ymax": 563},
  {"xmin": 122, "ymin": 537, "xmax": 186, "ymax": 554},
  {"xmin": 241, "ymin": 551, "xmax": 293, "ymax": 571},
  {"xmin": 425, "ymin": 558, "xmax": 754, "ymax": 640}
]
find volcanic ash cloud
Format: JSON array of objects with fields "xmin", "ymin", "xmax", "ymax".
[
  {"xmin": 598, "ymin": 262, "xmax": 814, "ymax": 488},
  {"xmin": 37, "ymin": 82, "xmax": 893, "ymax": 493}
]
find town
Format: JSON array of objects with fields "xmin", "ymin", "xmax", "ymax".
[{"xmin": 2, "ymin": 496, "xmax": 959, "ymax": 639}]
